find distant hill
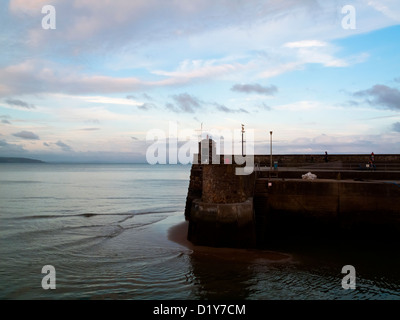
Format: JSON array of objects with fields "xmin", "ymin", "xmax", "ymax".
[{"xmin": 0, "ymin": 157, "xmax": 45, "ymax": 163}]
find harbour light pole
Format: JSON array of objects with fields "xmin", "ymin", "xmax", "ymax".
[
  {"xmin": 241, "ymin": 124, "xmax": 245, "ymax": 157},
  {"xmin": 270, "ymin": 131, "xmax": 273, "ymax": 171}
]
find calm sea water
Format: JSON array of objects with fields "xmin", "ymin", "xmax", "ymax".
[{"xmin": 0, "ymin": 163, "xmax": 399, "ymax": 300}]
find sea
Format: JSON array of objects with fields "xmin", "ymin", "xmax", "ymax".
[{"xmin": 0, "ymin": 163, "xmax": 399, "ymax": 300}]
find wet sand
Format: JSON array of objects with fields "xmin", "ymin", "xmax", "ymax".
[{"xmin": 168, "ymin": 220, "xmax": 292, "ymax": 263}]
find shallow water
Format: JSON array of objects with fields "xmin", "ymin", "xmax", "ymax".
[{"xmin": 0, "ymin": 163, "xmax": 399, "ymax": 300}]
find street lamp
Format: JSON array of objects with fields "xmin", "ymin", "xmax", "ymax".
[
  {"xmin": 270, "ymin": 131, "xmax": 273, "ymax": 171},
  {"xmin": 241, "ymin": 124, "xmax": 245, "ymax": 156}
]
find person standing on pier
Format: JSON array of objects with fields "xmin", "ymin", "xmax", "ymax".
[
  {"xmin": 324, "ymin": 151, "xmax": 328, "ymax": 163},
  {"xmin": 370, "ymin": 152, "xmax": 376, "ymax": 170}
]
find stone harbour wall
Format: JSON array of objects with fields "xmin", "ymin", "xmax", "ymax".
[
  {"xmin": 202, "ymin": 164, "xmax": 255, "ymax": 204},
  {"xmin": 253, "ymin": 178, "xmax": 400, "ymax": 245},
  {"xmin": 187, "ymin": 198, "xmax": 256, "ymax": 248},
  {"xmin": 184, "ymin": 154, "xmax": 400, "ymax": 248},
  {"xmin": 184, "ymin": 164, "xmax": 203, "ymax": 220},
  {"xmin": 185, "ymin": 163, "xmax": 256, "ymax": 247}
]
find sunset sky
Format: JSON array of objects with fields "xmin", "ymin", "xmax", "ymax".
[{"xmin": 1, "ymin": 0, "xmax": 399, "ymax": 162}]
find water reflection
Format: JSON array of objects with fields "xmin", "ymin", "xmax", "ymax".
[
  {"xmin": 187, "ymin": 251, "xmax": 254, "ymax": 299},
  {"xmin": 172, "ymin": 221, "xmax": 400, "ymax": 300}
]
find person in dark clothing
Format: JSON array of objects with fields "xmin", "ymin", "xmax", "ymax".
[{"xmin": 324, "ymin": 151, "xmax": 328, "ymax": 163}]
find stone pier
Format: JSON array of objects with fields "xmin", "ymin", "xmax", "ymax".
[
  {"xmin": 185, "ymin": 152, "xmax": 400, "ymax": 247},
  {"xmin": 186, "ymin": 164, "xmax": 256, "ymax": 248}
]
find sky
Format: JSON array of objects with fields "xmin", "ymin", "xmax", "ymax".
[{"xmin": 0, "ymin": 0, "xmax": 400, "ymax": 163}]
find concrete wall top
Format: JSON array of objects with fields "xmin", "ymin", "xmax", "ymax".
[{"xmin": 213, "ymin": 154, "xmax": 400, "ymax": 165}]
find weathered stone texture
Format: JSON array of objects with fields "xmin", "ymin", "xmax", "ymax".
[
  {"xmin": 202, "ymin": 164, "xmax": 254, "ymax": 204},
  {"xmin": 184, "ymin": 164, "xmax": 203, "ymax": 220},
  {"xmin": 187, "ymin": 198, "xmax": 256, "ymax": 248}
]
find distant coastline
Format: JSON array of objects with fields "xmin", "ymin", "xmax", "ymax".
[{"xmin": 0, "ymin": 157, "xmax": 45, "ymax": 163}]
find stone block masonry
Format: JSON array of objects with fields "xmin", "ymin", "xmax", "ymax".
[
  {"xmin": 184, "ymin": 164, "xmax": 203, "ymax": 220},
  {"xmin": 185, "ymin": 163, "xmax": 256, "ymax": 248},
  {"xmin": 202, "ymin": 165, "xmax": 254, "ymax": 204},
  {"xmin": 187, "ymin": 198, "xmax": 256, "ymax": 248}
]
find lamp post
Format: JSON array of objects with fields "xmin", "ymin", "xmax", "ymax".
[
  {"xmin": 241, "ymin": 124, "xmax": 245, "ymax": 157},
  {"xmin": 270, "ymin": 131, "xmax": 273, "ymax": 171}
]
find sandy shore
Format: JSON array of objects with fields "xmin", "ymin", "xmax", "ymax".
[{"xmin": 168, "ymin": 220, "xmax": 292, "ymax": 263}]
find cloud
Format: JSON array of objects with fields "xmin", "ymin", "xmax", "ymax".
[
  {"xmin": 0, "ymin": 59, "xmax": 240, "ymax": 97},
  {"xmin": 81, "ymin": 95, "xmax": 143, "ymax": 106},
  {"xmin": 138, "ymin": 103, "xmax": 155, "ymax": 111},
  {"xmin": 259, "ymin": 102, "xmax": 272, "ymax": 111},
  {"xmin": 80, "ymin": 128, "xmax": 100, "ymax": 131},
  {"xmin": 283, "ymin": 40, "xmax": 328, "ymax": 48},
  {"xmin": 153, "ymin": 59, "xmax": 242, "ymax": 85},
  {"xmin": 231, "ymin": 83, "xmax": 278, "ymax": 95},
  {"xmin": 343, "ymin": 100, "xmax": 360, "ymax": 107},
  {"xmin": 12, "ymin": 131, "xmax": 40, "ymax": 140},
  {"xmin": 131, "ymin": 137, "xmax": 139, "ymax": 140},
  {"xmin": 12, "ymin": 0, "xmax": 397, "ymax": 59},
  {"xmin": 43, "ymin": 142, "xmax": 50, "ymax": 147},
  {"xmin": 0, "ymin": 139, "xmax": 27, "ymax": 154},
  {"xmin": 55, "ymin": 140, "xmax": 73, "ymax": 152},
  {"xmin": 281, "ymin": 43, "xmax": 352, "ymax": 68},
  {"xmin": 258, "ymin": 62, "xmax": 303, "ymax": 79},
  {"xmin": 274, "ymin": 100, "xmax": 320, "ymax": 111},
  {"xmin": 367, "ymin": 1, "xmax": 400, "ymax": 22},
  {"xmin": 9, "ymin": 0, "xmax": 50, "ymax": 15},
  {"xmin": 127, "ymin": 95, "xmax": 154, "ymax": 108},
  {"xmin": 142, "ymin": 93, "xmax": 153, "ymax": 100},
  {"xmin": 214, "ymin": 103, "xmax": 249, "ymax": 114},
  {"xmin": 354, "ymin": 85, "xmax": 400, "ymax": 110},
  {"xmin": 85, "ymin": 119, "xmax": 100, "ymax": 124},
  {"xmin": 1, "ymin": 115, "xmax": 11, "ymax": 124},
  {"xmin": 0, "ymin": 0, "xmax": 385, "ymax": 98},
  {"xmin": 215, "ymin": 104, "xmax": 232, "ymax": 113},
  {"xmin": 392, "ymin": 122, "xmax": 400, "ymax": 132},
  {"xmin": 11, "ymin": 1, "xmax": 297, "ymax": 50},
  {"xmin": 5, "ymin": 98, "xmax": 35, "ymax": 109},
  {"xmin": 170, "ymin": 93, "xmax": 202, "ymax": 113},
  {"xmin": 165, "ymin": 103, "xmax": 179, "ymax": 113},
  {"xmin": 254, "ymin": 133, "xmax": 400, "ymax": 155},
  {"xmin": 0, "ymin": 61, "xmax": 146, "ymax": 97}
]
